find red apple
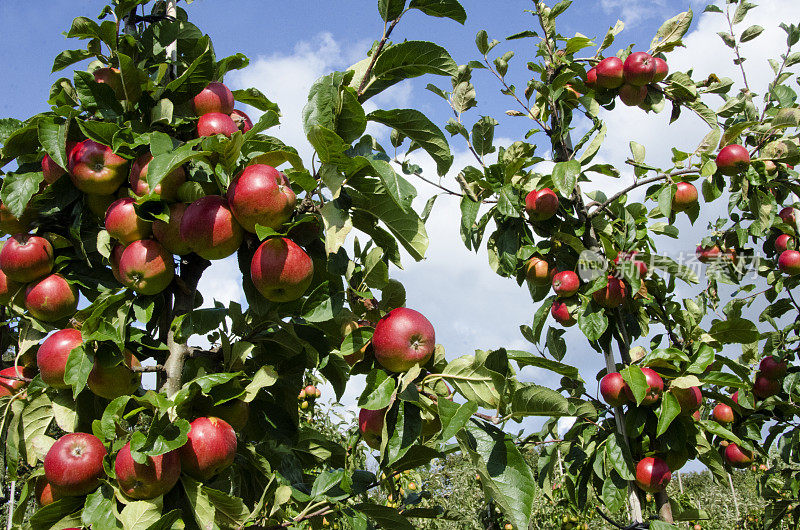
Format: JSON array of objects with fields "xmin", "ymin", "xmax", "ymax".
[
  {"xmin": 692, "ymin": 410, "xmax": 701, "ymax": 421},
  {"xmin": 180, "ymin": 195, "xmax": 244, "ymax": 260},
  {"xmin": 635, "ymin": 456, "xmax": 671, "ymax": 493},
  {"xmin": 595, "ymin": 57, "xmax": 624, "ymax": 89},
  {"xmin": 585, "ymin": 67, "xmax": 598, "ymax": 89},
  {"xmin": 759, "ymin": 356, "xmax": 787, "ymax": 380},
  {"xmin": 192, "ymin": 82, "xmax": 235, "ymax": 116},
  {"xmin": 68, "ymin": 140, "xmax": 129, "ymax": 195},
  {"xmin": 197, "ymin": 112, "xmax": 238, "ymax": 138},
  {"xmin": 652, "ymin": 57, "xmax": 669, "ymax": 82},
  {"xmin": 551, "ymin": 298, "xmax": 577, "ymax": 327},
  {"xmin": 230, "ymin": 109, "xmax": 253, "ymax": 132},
  {"xmin": 105, "ymin": 197, "xmax": 152, "ymax": 244},
  {"xmin": 712, "ymin": 402, "xmax": 734, "ymax": 424},
  {"xmin": 44, "ymin": 433, "xmax": 107, "ymax": 496},
  {"xmin": 153, "ymin": 202, "xmax": 192, "ymax": 256},
  {"xmin": 117, "ymin": 239, "xmax": 175, "ymax": 295},
  {"xmin": 552, "ymin": 270, "xmax": 579, "ymax": 298},
  {"xmin": 716, "ymin": 144, "xmax": 750, "ymax": 176},
  {"xmin": 129, "ymin": 153, "xmax": 186, "ymax": 200},
  {"xmin": 672, "ymin": 182, "xmax": 698, "ymax": 212},
  {"xmin": 0, "ymin": 266, "xmax": 20, "ymax": 305},
  {"xmin": 624, "ymin": 367, "xmax": 663, "ymax": 405},
  {"xmin": 623, "ymin": 52, "xmax": 656, "ymax": 86},
  {"xmin": 88, "ymin": 349, "xmax": 141, "ymax": 400},
  {"xmin": 25, "ymin": 274, "xmax": 79, "ymax": 322},
  {"xmin": 779, "ymin": 249, "xmax": 800, "ymax": 275},
  {"xmin": 372, "ymin": 307, "xmax": 435, "ymax": 372},
  {"xmin": 42, "ymin": 154, "xmax": 67, "ymax": 184},
  {"xmin": 179, "ymin": 416, "xmax": 237, "ymax": 480},
  {"xmin": 228, "ymin": 164, "xmax": 297, "ymax": 233},
  {"xmin": 753, "ymin": 375, "xmax": 780, "ymax": 398},
  {"xmin": 525, "ymin": 256, "xmax": 552, "ymax": 286},
  {"xmin": 600, "ymin": 372, "xmax": 630, "ymax": 407},
  {"xmin": 696, "ymin": 245, "xmax": 721, "ymax": 263},
  {"xmin": 618, "ymin": 84, "xmax": 648, "ymax": 106},
  {"xmin": 37, "ymin": 329, "xmax": 82, "ymax": 389},
  {"xmin": 672, "ymin": 386, "xmax": 702, "ymax": 415},
  {"xmin": 93, "ymin": 67, "xmax": 124, "ymax": 99},
  {"xmin": 35, "ymin": 477, "xmax": 60, "ymax": 506},
  {"xmin": 614, "ymin": 251, "xmax": 647, "ymax": 278},
  {"xmin": 115, "ymin": 442, "xmax": 180, "ymax": 499},
  {"xmin": 0, "ymin": 234, "xmax": 54, "ymax": 283},
  {"xmin": 0, "ymin": 365, "xmax": 34, "ymax": 397},
  {"xmin": 359, "ymin": 407, "xmax": 386, "ymax": 450},
  {"xmin": 110, "ymin": 244, "xmax": 126, "ymax": 283},
  {"xmin": 732, "ymin": 391, "xmax": 739, "ymax": 404},
  {"xmin": 724, "ymin": 443, "xmax": 753, "ymax": 468},
  {"xmin": 775, "ymin": 234, "xmax": 794, "ymax": 254},
  {"xmin": 592, "ymin": 275, "xmax": 627, "ymax": 308},
  {"xmin": 525, "ymin": 188, "xmax": 559, "ymax": 221},
  {"xmin": 85, "ymin": 193, "xmax": 116, "ymax": 219},
  {"xmin": 250, "ymin": 237, "xmax": 314, "ymax": 302},
  {"xmin": 779, "ymin": 206, "xmax": 796, "ymax": 226}
]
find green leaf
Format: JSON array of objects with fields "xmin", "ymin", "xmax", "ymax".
[
  {"xmin": 129, "ymin": 414, "xmax": 190, "ymax": 462},
  {"xmin": 384, "ymin": 400, "xmax": 422, "ymax": 464},
  {"xmin": 441, "ymin": 355, "xmax": 503, "ymax": 408},
  {"xmin": 551, "ymin": 160, "xmax": 580, "ymax": 197},
  {"xmin": 74, "ymin": 70, "xmax": 123, "ymax": 119},
  {"xmin": 709, "ymin": 318, "xmax": 759, "ymax": 344},
  {"xmin": 437, "ymin": 398, "xmax": 477, "ymax": 441},
  {"xmin": 1, "ymin": 171, "xmax": 44, "ymax": 218},
  {"xmin": 471, "ymin": 116, "xmax": 498, "ymax": 157},
  {"xmin": 52, "ymin": 49, "xmax": 96, "ymax": 73},
  {"xmin": 620, "ymin": 365, "xmax": 647, "ymax": 405},
  {"xmin": 64, "ymin": 344, "xmax": 93, "ymax": 398},
  {"xmin": 350, "ymin": 188, "xmax": 429, "ymax": 261},
  {"xmin": 359, "ymin": 370, "xmax": 396, "ymax": 410},
  {"xmin": 577, "ymin": 302, "xmax": 608, "ymax": 342},
  {"xmin": 119, "ymin": 500, "xmax": 161, "ymax": 530},
  {"xmin": 182, "ymin": 476, "xmax": 216, "ymax": 529},
  {"xmin": 231, "ymin": 87, "xmax": 281, "ymax": 113},
  {"xmin": 242, "ymin": 366, "xmax": 278, "ymax": 402},
  {"xmin": 409, "ymin": 0, "xmax": 467, "ymax": 24},
  {"xmin": 650, "ymin": 10, "xmax": 693, "ymax": 54},
  {"xmin": 29, "ymin": 497, "xmax": 84, "ymax": 530},
  {"xmin": 321, "ymin": 201, "xmax": 353, "ymax": 256},
  {"xmin": 22, "ymin": 394, "xmax": 54, "ymax": 466},
  {"xmin": 164, "ymin": 39, "xmax": 215, "ymax": 103},
  {"xmin": 204, "ymin": 485, "xmax": 250, "ymax": 528},
  {"xmin": 363, "ymin": 156, "xmax": 417, "ymax": 212},
  {"xmin": 354, "ymin": 503, "xmax": 415, "ymax": 530},
  {"xmin": 606, "ymin": 433, "xmax": 636, "ymax": 480},
  {"xmin": 656, "ymin": 391, "xmax": 681, "ymax": 436},
  {"xmin": 740, "ymin": 25, "xmax": 764, "ymax": 42},
  {"xmin": 367, "ymin": 108, "xmax": 453, "ymax": 175},
  {"xmin": 511, "ymin": 384, "xmax": 571, "ymax": 417},
  {"xmin": 379, "ymin": 0, "xmax": 406, "ymax": 21},
  {"xmin": 38, "ymin": 117, "xmax": 70, "ymax": 170},
  {"xmin": 457, "ymin": 421, "xmax": 534, "ymax": 530},
  {"xmin": 599, "ymin": 20, "xmax": 625, "ymax": 52},
  {"xmin": 301, "ymin": 280, "xmax": 345, "ymax": 323},
  {"xmin": 82, "ymin": 486, "xmax": 122, "ymax": 530}
]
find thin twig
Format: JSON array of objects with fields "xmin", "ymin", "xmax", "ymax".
[
  {"xmin": 724, "ymin": 3, "xmax": 751, "ymax": 92},
  {"xmin": 357, "ymin": 17, "xmax": 403, "ymax": 97}
]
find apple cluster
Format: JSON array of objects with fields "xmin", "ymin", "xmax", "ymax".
[
  {"xmin": 298, "ymin": 383, "xmax": 322, "ymax": 410},
  {"xmin": 776, "ymin": 206, "xmax": 800, "ymax": 276},
  {"xmin": 585, "ymin": 52, "xmax": 668, "ymax": 108},
  {"xmin": 36, "ymin": 416, "xmax": 237, "ymax": 505}
]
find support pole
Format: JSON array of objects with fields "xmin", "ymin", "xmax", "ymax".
[
  {"xmin": 728, "ymin": 473, "xmax": 740, "ymax": 520},
  {"xmin": 6, "ymin": 480, "xmax": 15, "ymax": 530}
]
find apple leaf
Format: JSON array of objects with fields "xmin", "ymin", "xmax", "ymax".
[
  {"xmin": 551, "ymin": 160, "xmax": 580, "ymax": 197},
  {"xmin": 605, "ymin": 432, "xmax": 636, "ymax": 479},
  {"xmin": 129, "ymin": 413, "xmax": 190, "ymax": 463},
  {"xmin": 163, "ymin": 38, "xmax": 215, "ymax": 103},
  {"xmin": 441, "ymin": 355, "xmax": 503, "ymax": 408},
  {"xmin": 353, "ymin": 503, "xmax": 415, "ymax": 530},
  {"xmin": 119, "ymin": 501, "xmax": 162, "ymax": 530},
  {"xmin": 471, "ymin": 116, "xmax": 498, "ymax": 157},
  {"xmin": 231, "ymin": 87, "xmax": 279, "ymax": 113},
  {"xmin": 181, "ymin": 476, "xmax": 217, "ymax": 530},
  {"xmin": 350, "ymin": 187, "xmax": 429, "ymax": 261},
  {"xmin": 511, "ymin": 384, "xmax": 571, "ymax": 417},
  {"xmin": 367, "ymin": 108, "xmax": 454, "ymax": 175},
  {"xmin": 242, "ymin": 366, "xmax": 278, "ymax": 402},
  {"xmin": 320, "ymin": 201, "xmax": 353, "ymax": 256},
  {"xmin": 21, "ymin": 394, "xmax": 54, "ymax": 466},
  {"xmin": 358, "ymin": 369, "xmax": 396, "ymax": 410},
  {"xmin": 577, "ymin": 302, "xmax": 608, "ymax": 342},
  {"xmin": 409, "ymin": 0, "xmax": 467, "ymax": 24},
  {"xmin": 437, "ymin": 398, "xmax": 477, "ymax": 441},
  {"xmin": 506, "ymin": 350, "xmax": 579, "ymax": 378},
  {"xmin": 379, "ymin": 0, "xmax": 406, "ymax": 21},
  {"xmin": 656, "ymin": 390, "xmax": 681, "ymax": 437},
  {"xmin": 301, "ymin": 280, "xmax": 345, "ymax": 323},
  {"xmin": 650, "ymin": 10, "xmax": 693, "ymax": 54},
  {"xmin": 81, "ymin": 486, "xmax": 120, "ymax": 530},
  {"xmin": 146, "ymin": 139, "xmax": 206, "ymax": 194},
  {"xmin": 383, "ymin": 400, "xmax": 422, "ymax": 465},
  {"xmin": 1, "ymin": 171, "xmax": 44, "ymax": 218},
  {"xmin": 709, "ymin": 317, "xmax": 759, "ymax": 344},
  {"xmin": 64, "ymin": 344, "xmax": 93, "ymax": 399},
  {"xmin": 73, "ymin": 70, "xmax": 123, "ymax": 120},
  {"xmin": 37, "ymin": 117, "xmax": 70, "ymax": 170},
  {"xmin": 620, "ymin": 365, "xmax": 648, "ymax": 405},
  {"xmin": 217, "ymin": 54, "xmax": 250, "ymax": 80},
  {"xmin": 51, "ymin": 49, "xmax": 96, "ymax": 73}
]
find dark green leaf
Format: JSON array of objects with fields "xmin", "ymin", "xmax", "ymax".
[{"xmin": 367, "ymin": 108, "xmax": 453, "ymax": 175}]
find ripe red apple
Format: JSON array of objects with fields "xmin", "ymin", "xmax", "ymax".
[
  {"xmin": 732, "ymin": 391, "xmax": 739, "ymax": 404},
  {"xmin": 623, "ymin": 52, "xmax": 656, "ymax": 86},
  {"xmin": 192, "ymin": 82, "xmax": 235, "ymax": 115},
  {"xmin": 35, "ymin": 477, "xmax": 60, "ymax": 506},
  {"xmin": 696, "ymin": 245, "xmax": 722, "ymax": 263},
  {"xmin": 0, "ymin": 365, "xmax": 34, "ymax": 397},
  {"xmin": 525, "ymin": 256, "xmax": 553, "ymax": 285},
  {"xmin": 775, "ymin": 234, "xmax": 794, "ymax": 253},
  {"xmin": 672, "ymin": 386, "xmax": 702, "ymax": 415},
  {"xmin": 228, "ymin": 164, "xmax": 297, "ymax": 233},
  {"xmin": 0, "ymin": 234, "xmax": 54, "ymax": 283},
  {"xmin": 552, "ymin": 270, "xmax": 579, "ymax": 298},
  {"xmin": 42, "ymin": 154, "xmax": 67, "ymax": 184},
  {"xmin": 197, "ymin": 112, "xmax": 239, "ymax": 138},
  {"xmin": 37, "ymin": 329, "xmax": 82, "ymax": 389},
  {"xmin": 372, "ymin": 307, "xmax": 435, "ymax": 372},
  {"xmin": 85, "ymin": 193, "xmax": 116, "ymax": 219},
  {"xmin": 525, "ymin": 188, "xmax": 559, "ymax": 221},
  {"xmin": 117, "ymin": 239, "xmax": 175, "ymax": 295},
  {"xmin": 115, "ymin": 442, "xmax": 180, "ymax": 499},
  {"xmin": 595, "ymin": 57, "xmax": 624, "ymax": 89},
  {"xmin": 105, "ymin": 197, "xmax": 153, "ymax": 244},
  {"xmin": 359, "ymin": 407, "xmax": 386, "ymax": 450},
  {"xmin": 231, "ymin": 109, "xmax": 253, "ymax": 132},
  {"xmin": 600, "ymin": 372, "xmax": 630, "ymax": 407},
  {"xmin": 635, "ymin": 456, "xmax": 671, "ymax": 493},
  {"xmin": 779, "ymin": 249, "xmax": 800, "ymax": 275},
  {"xmin": 716, "ymin": 144, "xmax": 751, "ymax": 176},
  {"xmin": 551, "ymin": 298, "xmax": 577, "ymax": 327},
  {"xmin": 624, "ymin": 367, "xmax": 663, "ymax": 405},
  {"xmin": 753, "ymin": 375, "xmax": 780, "ymax": 398},
  {"xmin": 592, "ymin": 275, "xmax": 627, "ymax": 308},
  {"xmin": 712, "ymin": 402, "xmax": 734, "ymax": 424},
  {"xmin": 68, "ymin": 140, "xmax": 129, "ymax": 195},
  {"xmin": 179, "ymin": 417, "xmax": 237, "ymax": 480},
  {"xmin": 652, "ymin": 57, "xmax": 669, "ymax": 82},
  {"xmin": 779, "ymin": 206, "xmax": 796, "ymax": 226},
  {"xmin": 25, "ymin": 274, "xmax": 79, "ymax": 322},
  {"xmin": 88, "ymin": 349, "xmax": 141, "ymax": 400},
  {"xmin": 250, "ymin": 237, "xmax": 314, "ymax": 302},
  {"xmin": 585, "ymin": 67, "xmax": 598, "ymax": 89},
  {"xmin": 44, "ymin": 433, "xmax": 107, "ymax": 496},
  {"xmin": 614, "ymin": 251, "xmax": 648, "ymax": 278},
  {"xmin": 152, "ymin": 203, "xmax": 192, "ymax": 256},
  {"xmin": 618, "ymin": 84, "xmax": 648, "ymax": 106},
  {"xmin": 129, "ymin": 153, "xmax": 187, "ymax": 200},
  {"xmin": 692, "ymin": 409, "xmax": 701, "ymax": 421},
  {"xmin": 672, "ymin": 182, "xmax": 698, "ymax": 212},
  {"xmin": 724, "ymin": 443, "xmax": 754, "ymax": 468},
  {"xmin": 109, "ymin": 244, "xmax": 126, "ymax": 283},
  {"xmin": 180, "ymin": 195, "xmax": 244, "ymax": 260},
  {"xmin": 93, "ymin": 67, "xmax": 124, "ymax": 99},
  {"xmin": 759, "ymin": 356, "xmax": 787, "ymax": 380},
  {"xmin": 0, "ymin": 266, "xmax": 20, "ymax": 305}
]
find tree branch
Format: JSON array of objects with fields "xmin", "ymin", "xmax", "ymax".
[
  {"xmin": 586, "ymin": 174, "xmax": 669, "ymax": 219},
  {"xmin": 357, "ymin": 16, "xmax": 403, "ymax": 97}
]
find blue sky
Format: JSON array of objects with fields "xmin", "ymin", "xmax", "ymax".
[{"xmin": 2, "ymin": 0, "xmax": 800, "ymax": 466}]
